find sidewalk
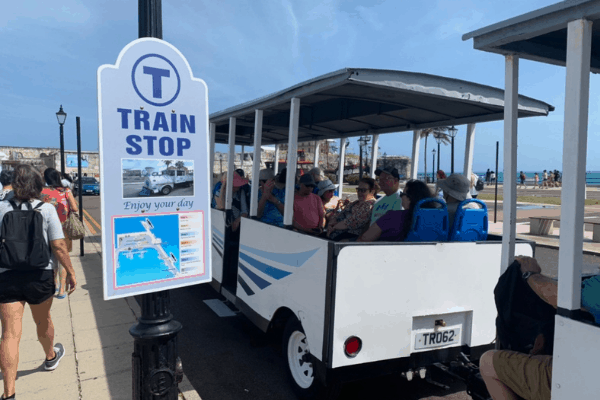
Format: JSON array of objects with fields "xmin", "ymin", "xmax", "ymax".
[{"xmin": 0, "ymin": 226, "xmax": 202, "ymax": 399}]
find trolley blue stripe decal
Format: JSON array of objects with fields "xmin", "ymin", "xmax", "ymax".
[
  {"xmin": 213, "ymin": 235, "xmax": 224, "ymax": 248},
  {"xmin": 239, "ymin": 252, "xmax": 291, "ymax": 280},
  {"xmin": 238, "ymin": 263, "xmax": 271, "ymax": 290},
  {"xmin": 212, "ymin": 229, "xmax": 224, "ymax": 239},
  {"xmin": 238, "ymin": 245, "xmax": 318, "ymax": 267},
  {"xmin": 237, "ymin": 275, "xmax": 255, "ymax": 296}
]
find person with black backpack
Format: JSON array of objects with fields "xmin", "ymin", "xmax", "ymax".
[{"xmin": 0, "ymin": 164, "xmax": 77, "ymax": 400}]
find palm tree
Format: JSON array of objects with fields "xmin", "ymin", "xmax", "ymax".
[
  {"xmin": 175, "ymin": 161, "xmax": 185, "ymax": 169},
  {"xmin": 163, "ymin": 160, "xmax": 173, "ymax": 169},
  {"xmin": 419, "ymin": 127, "xmax": 451, "ymax": 182}
]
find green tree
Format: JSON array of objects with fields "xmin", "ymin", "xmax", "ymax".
[{"xmin": 175, "ymin": 161, "xmax": 185, "ymax": 169}]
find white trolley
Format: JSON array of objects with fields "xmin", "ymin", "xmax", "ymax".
[{"xmin": 208, "ymin": 68, "xmax": 553, "ymax": 397}]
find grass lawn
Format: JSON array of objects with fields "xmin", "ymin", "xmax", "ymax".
[{"xmin": 477, "ymin": 193, "xmax": 600, "ymax": 206}]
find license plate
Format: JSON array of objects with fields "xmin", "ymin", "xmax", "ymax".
[
  {"xmin": 86, "ymin": 190, "xmax": 93, "ymax": 192},
  {"xmin": 414, "ymin": 328, "xmax": 461, "ymax": 350}
]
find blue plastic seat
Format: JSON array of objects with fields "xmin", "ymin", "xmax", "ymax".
[
  {"xmin": 448, "ymin": 199, "xmax": 488, "ymax": 242},
  {"xmin": 405, "ymin": 198, "xmax": 449, "ymax": 242}
]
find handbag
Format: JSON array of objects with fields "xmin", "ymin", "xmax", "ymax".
[{"xmin": 63, "ymin": 211, "xmax": 86, "ymax": 240}]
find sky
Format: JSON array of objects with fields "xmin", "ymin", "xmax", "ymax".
[{"xmin": 2, "ymin": 0, "xmax": 600, "ymax": 173}]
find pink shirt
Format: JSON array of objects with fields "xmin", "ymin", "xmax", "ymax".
[{"xmin": 293, "ymin": 193, "xmax": 324, "ymax": 231}]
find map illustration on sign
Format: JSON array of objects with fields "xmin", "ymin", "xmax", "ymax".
[{"xmin": 113, "ymin": 212, "xmax": 204, "ymax": 288}]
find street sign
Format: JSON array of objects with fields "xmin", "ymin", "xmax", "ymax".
[{"xmin": 98, "ymin": 38, "xmax": 211, "ymax": 300}]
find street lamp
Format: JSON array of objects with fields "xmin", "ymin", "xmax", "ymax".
[
  {"xmin": 448, "ymin": 126, "xmax": 458, "ymax": 174},
  {"xmin": 434, "ymin": 132, "xmax": 443, "ymax": 179},
  {"xmin": 56, "ymin": 105, "xmax": 67, "ymax": 174},
  {"xmin": 432, "ymin": 148, "xmax": 436, "ymax": 183},
  {"xmin": 358, "ymin": 136, "xmax": 371, "ymax": 179}
]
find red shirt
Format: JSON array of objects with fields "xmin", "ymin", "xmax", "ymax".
[
  {"xmin": 41, "ymin": 187, "xmax": 71, "ymax": 223},
  {"xmin": 293, "ymin": 193, "xmax": 324, "ymax": 231}
]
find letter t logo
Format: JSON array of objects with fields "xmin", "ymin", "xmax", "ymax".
[{"xmin": 143, "ymin": 66, "xmax": 170, "ymax": 99}]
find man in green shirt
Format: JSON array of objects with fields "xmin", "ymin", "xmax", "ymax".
[{"xmin": 371, "ymin": 167, "xmax": 403, "ymax": 225}]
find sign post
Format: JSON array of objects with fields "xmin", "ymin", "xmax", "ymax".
[{"xmin": 97, "ymin": 1, "xmax": 211, "ymax": 397}]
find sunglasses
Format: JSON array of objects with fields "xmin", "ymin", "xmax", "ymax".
[{"xmin": 356, "ymin": 188, "xmax": 369, "ymax": 193}]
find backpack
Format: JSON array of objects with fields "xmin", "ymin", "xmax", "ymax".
[
  {"xmin": 475, "ymin": 178, "xmax": 484, "ymax": 191},
  {"xmin": 0, "ymin": 200, "xmax": 51, "ymax": 270}
]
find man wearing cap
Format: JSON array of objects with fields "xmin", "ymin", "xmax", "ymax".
[
  {"xmin": 371, "ymin": 167, "xmax": 403, "ymax": 225},
  {"xmin": 480, "ymin": 256, "xmax": 600, "ymax": 400},
  {"xmin": 257, "ymin": 169, "xmax": 286, "ymax": 227},
  {"xmin": 436, "ymin": 173, "xmax": 476, "ymax": 228},
  {"xmin": 293, "ymin": 174, "xmax": 325, "ymax": 235}
]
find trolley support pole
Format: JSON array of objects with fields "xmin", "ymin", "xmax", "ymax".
[{"xmin": 76, "ymin": 117, "xmax": 84, "ymax": 257}]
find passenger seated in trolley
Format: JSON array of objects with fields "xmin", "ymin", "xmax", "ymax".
[
  {"xmin": 326, "ymin": 177, "xmax": 376, "ymax": 241},
  {"xmin": 292, "ymin": 174, "xmax": 325, "ymax": 235},
  {"xmin": 480, "ymin": 256, "xmax": 600, "ymax": 400},
  {"xmin": 316, "ymin": 179, "xmax": 340, "ymax": 222},
  {"xmin": 256, "ymin": 169, "xmax": 286, "ymax": 227},
  {"xmin": 371, "ymin": 167, "xmax": 404, "ymax": 225},
  {"xmin": 436, "ymin": 173, "xmax": 478, "ymax": 228},
  {"xmin": 358, "ymin": 179, "xmax": 432, "ymax": 242},
  {"xmin": 215, "ymin": 171, "xmax": 249, "ymax": 232}
]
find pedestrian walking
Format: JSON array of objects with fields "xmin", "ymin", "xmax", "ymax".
[
  {"xmin": 534, "ymin": 172, "xmax": 540, "ymax": 189},
  {"xmin": 0, "ymin": 170, "xmax": 14, "ymax": 201},
  {"xmin": 542, "ymin": 169, "xmax": 548, "ymax": 189},
  {"xmin": 518, "ymin": 171, "xmax": 526, "ymax": 188},
  {"xmin": 0, "ymin": 164, "xmax": 77, "ymax": 400},
  {"xmin": 41, "ymin": 168, "xmax": 79, "ymax": 299},
  {"xmin": 485, "ymin": 169, "xmax": 491, "ymax": 184},
  {"xmin": 490, "ymin": 171, "xmax": 496, "ymax": 184}
]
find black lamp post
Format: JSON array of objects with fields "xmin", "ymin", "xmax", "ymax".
[
  {"xmin": 358, "ymin": 136, "xmax": 371, "ymax": 179},
  {"xmin": 434, "ymin": 132, "xmax": 442, "ymax": 179},
  {"xmin": 448, "ymin": 126, "xmax": 458, "ymax": 174},
  {"xmin": 130, "ymin": 2, "xmax": 183, "ymax": 399},
  {"xmin": 56, "ymin": 105, "xmax": 67, "ymax": 174},
  {"xmin": 432, "ymin": 148, "xmax": 436, "ymax": 183}
]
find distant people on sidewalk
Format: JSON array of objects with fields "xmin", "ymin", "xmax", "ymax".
[
  {"xmin": 554, "ymin": 170, "xmax": 561, "ymax": 187},
  {"xmin": 518, "ymin": 171, "xmax": 527, "ymax": 188},
  {"xmin": 541, "ymin": 170, "xmax": 548, "ymax": 189},
  {"xmin": 490, "ymin": 171, "xmax": 496, "ymax": 184},
  {"xmin": 0, "ymin": 164, "xmax": 77, "ymax": 400},
  {"xmin": 534, "ymin": 172, "xmax": 540, "ymax": 188},
  {"xmin": 547, "ymin": 170, "xmax": 555, "ymax": 188},
  {"xmin": 486, "ymin": 169, "xmax": 491, "ymax": 184},
  {"xmin": 41, "ymin": 168, "xmax": 79, "ymax": 299},
  {"xmin": 0, "ymin": 170, "xmax": 14, "ymax": 201}
]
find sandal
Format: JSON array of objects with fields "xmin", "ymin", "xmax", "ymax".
[{"xmin": 56, "ymin": 293, "xmax": 67, "ymax": 299}]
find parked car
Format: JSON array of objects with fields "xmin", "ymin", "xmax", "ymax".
[
  {"xmin": 142, "ymin": 169, "xmax": 193, "ymax": 195},
  {"xmin": 74, "ymin": 177, "xmax": 100, "ymax": 195}
]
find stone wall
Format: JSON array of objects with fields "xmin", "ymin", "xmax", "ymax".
[{"xmin": 0, "ymin": 146, "xmax": 100, "ymax": 178}]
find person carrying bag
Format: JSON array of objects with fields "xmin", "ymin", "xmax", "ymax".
[{"xmin": 41, "ymin": 168, "xmax": 81, "ymax": 299}]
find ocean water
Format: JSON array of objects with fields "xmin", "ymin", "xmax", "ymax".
[{"xmin": 418, "ymin": 172, "xmax": 600, "ymax": 186}]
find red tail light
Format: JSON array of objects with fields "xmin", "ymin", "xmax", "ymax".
[{"xmin": 344, "ymin": 336, "xmax": 362, "ymax": 358}]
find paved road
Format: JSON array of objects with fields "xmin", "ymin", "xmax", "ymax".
[{"xmin": 80, "ymin": 196, "xmax": 600, "ymax": 400}]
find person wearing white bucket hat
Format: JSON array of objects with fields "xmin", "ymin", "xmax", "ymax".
[
  {"xmin": 316, "ymin": 179, "xmax": 340, "ymax": 220},
  {"xmin": 436, "ymin": 173, "xmax": 477, "ymax": 228}
]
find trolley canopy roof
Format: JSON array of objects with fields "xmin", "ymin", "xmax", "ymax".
[
  {"xmin": 209, "ymin": 68, "xmax": 554, "ymax": 145},
  {"xmin": 463, "ymin": 0, "xmax": 600, "ymax": 72}
]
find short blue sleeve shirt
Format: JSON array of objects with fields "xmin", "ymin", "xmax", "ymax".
[{"xmin": 258, "ymin": 187, "xmax": 286, "ymax": 227}]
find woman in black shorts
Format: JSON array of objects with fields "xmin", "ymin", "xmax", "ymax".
[{"xmin": 0, "ymin": 165, "xmax": 77, "ymax": 400}]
